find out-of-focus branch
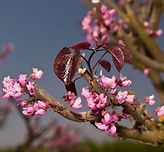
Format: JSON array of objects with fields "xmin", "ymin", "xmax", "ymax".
[
  {"xmin": 105, "ymin": 0, "xmax": 164, "ymax": 62},
  {"xmin": 137, "ymin": 0, "xmax": 153, "ymax": 23},
  {"xmin": 149, "ymin": 0, "xmax": 164, "ymax": 29},
  {"xmin": 116, "ymin": 28, "xmax": 164, "ymax": 72}
]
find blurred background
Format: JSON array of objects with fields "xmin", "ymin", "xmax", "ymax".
[{"xmin": 0, "ymin": 0, "xmax": 163, "ymax": 151}]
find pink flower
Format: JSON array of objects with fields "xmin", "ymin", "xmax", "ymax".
[
  {"xmin": 145, "ymin": 94, "xmax": 156, "ymax": 105},
  {"xmin": 101, "ymin": 5, "xmax": 107, "ymax": 14},
  {"xmin": 17, "ymin": 100, "xmax": 29, "ymax": 108},
  {"xmin": 35, "ymin": 109, "xmax": 46, "ymax": 115},
  {"xmin": 87, "ymin": 95, "xmax": 97, "ymax": 110},
  {"xmin": 26, "ymin": 81, "xmax": 35, "ymax": 95},
  {"xmin": 22, "ymin": 100, "xmax": 48, "ymax": 116},
  {"xmin": 155, "ymin": 29, "xmax": 163, "ymax": 36},
  {"xmin": 2, "ymin": 76, "xmax": 23, "ymax": 99},
  {"xmin": 34, "ymin": 100, "xmax": 47, "ymax": 110},
  {"xmin": 108, "ymin": 125, "xmax": 117, "ymax": 136},
  {"xmin": 119, "ymin": 75, "xmax": 131, "ymax": 87},
  {"xmin": 116, "ymin": 91, "xmax": 128, "ymax": 104},
  {"xmin": 96, "ymin": 94, "xmax": 107, "ymax": 109},
  {"xmin": 81, "ymin": 5, "xmax": 118, "ymax": 43},
  {"xmin": 18, "ymin": 74, "xmax": 27, "ymax": 86},
  {"xmin": 155, "ymin": 106, "xmax": 164, "ymax": 116},
  {"xmin": 87, "ymin": 93, "xmax": 107, "ymax": 111},
  {"xmin": 81, "ymin": 87, "xmax": 91, "ymax": 99},
  {"xmin": 126, "ymin": 94, "xmax": 135, "ymax": 104},
  {"xmin": 143, "ymin": 68, "xmax": 149, "ymax": 76},
  {"xmin": 23, "ymin": 106, "xmax": 35, "ymax": 116},
  {"xmin": 31, "ymin": 68, "xmax": 44, "ymax": 80},
  {"xmin": 110, "ymin": 89, "xmax": 117, "ymax": 95},
  {"xmin": 143, "ymin": 21, "xmax": 149, "ymax": 28},
  {"xmin": 72, "ymin": 97, "xmax": 82, "ymax": 109},
  {"xmin": 95, "ymin": 122, "xmax": 108, "ymax": 131},
  {"xmin": 110, "ymin": 114, "xmax": 120, "ymax": 122},
  {"xmin": 63, "ymin": 92, "xmax": 82, "ymax": 109},
  {"xmin": 100, "ymin": 75, "xmax": 117, "ymax": 89},
  {"xmin": 95, "ymin": 112, "xmax": 118, "ymax": 136},
  {"xmin": 102, "ymin": 112, "xmax": 111, "ymax": 124},
  {"xmin": 102, "ymin": 112, "xmax": 119, "ymax": 124},
  {"xmin": 82, "ymin": 12, "xmax": 92, "ymax": 31},
  {"xmin": 63, "ymin": 91, "xmax": 76, "ymax": 101}
]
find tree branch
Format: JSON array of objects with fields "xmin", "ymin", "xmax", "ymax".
[
  {"xmin": 117, "ymin": 125, "xmax": 164, "ymax": 146},
  {"xmin": 105, "ymin": 0, "xmax": 164, "ymax": 62},
  {"xmin": 34, "ymin": 85, "xmax": 95, "ymax": 122}
]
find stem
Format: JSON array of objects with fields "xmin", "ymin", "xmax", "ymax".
[
  {"xmin": 93, "ymin": 51, "xmax": 107, "ymax": 70},
  {"xmin": 81, "ymin": 54, "xmax": 93, "ymax": 78}
]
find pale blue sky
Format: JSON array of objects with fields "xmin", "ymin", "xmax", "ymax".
[{"xmin": 0, "ymin": 0, "xmax": 163, "ymax": 147}]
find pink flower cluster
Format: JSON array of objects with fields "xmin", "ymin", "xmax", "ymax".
[
  {"xmin": 82, "ymin": 87, "xmax": 108, "ymax": 114},
  {"xmin": 82, "ymin": 4, "xmax": 119, "ymax": 43},
  {"xmin": 100, "ymin": 74, "xmax": 135, "ymax": 105},
  {"xmin": 63, "ymin": 91, "xmax": 82, "ymax": 109},
  {"xmin": 2, "ymin": 76, "xmax": 23, "ymax": 99},
  {"xmin": 95, "ymin": 112, "xmax": 119, "ymax": 136},
  {"xmin": 79, "ymin": 73, "xmax": 137, "ymax": 135},
  {"xmin": 144, "ymin": 93, "xmax": 164, "ymax": 120},
  {"xmin": 155, "ymin": 106, "xmax": 164, "ymax": 117},
  {"xmin": 143, "ymin": 21, "xmax": 163, "ymax": 37},
  {"xmin": 3, "ymin": 68, "xmax": 43, "ymax": 99},
  {"xmin": 18, "ymin": 100, "xmax": 49, "ymax": 116},
  {"xmin": 145, "ymin": 94, "xmax": 156, "ymax": 105},
  {"xmin": 2, "ymin": 68, "xmax": 48, "ymax": 116}
]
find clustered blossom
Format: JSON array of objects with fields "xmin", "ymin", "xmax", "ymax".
[
  {"xmin": 20, "ymin": 100, "xmax": 49, "ymax": 116},
  {"xmin": 31, "ymin": 68, "xmax": 44, "ymax": 79},
  {"xmin": 64, "ymin": 73, "xmax": 136, "ymax": 136},
  {"xmin": 100, "ymin": 74, "xmax": 135, "ymax": 104},
  {"xmin": 155, "ymin": 106, "xmax": 164, "ymax": 117},
  {"xmin": 95, "ymin": 112, "xmax": 119, "ymax": 136},
  {"xmin": 143, "ymin": 21, "xmax": 163, "ymax": 37},
  {"xmin": 2, "ymin": 68, "xmax": 48, "ymax": 116},
  {"xmin": 2, "ymin": 76, "xmax": 23, "ymax": 99},
  {"xmin": 145, "ymin": 94, "xmax": 156, "ymax": 105},
  {"xmin": 82, "ymin": 4, "xmax": 119, "ymax": 43},
  {"xmin": 63, "ymin": 91, "xmax": 82, "ymax": 109}
]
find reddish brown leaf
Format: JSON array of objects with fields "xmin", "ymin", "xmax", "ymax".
[
  {"xmin": 112, "ymin": 54, "xmax": 124, "ymax": 72},
  {"xmin": 70, "ymin": 42, "xmax": 91, "ymax": 50},
  {"xmin": 105, "ymin": 43, "xmax": 132, "ymax": 64},
  {"xmin": 116, "ymin": 43, "xmax": 132, "ymax": 63},
  {"xmin": 54, "ymin": 47, "xmax": 81, "ymax": 94},
  {"xmin": 99, "ymin": 60, "xmax": 111, "ymax": 72},
  {"xmin": 54, "ymin": 50, "xmax": 73, "ymax": 85},
  {"xmin": 105, "ymin": 43, "xmax": 124, "ymax": 72},
  {"xmin": 71, "ymin": 51, "xmax": 81, "ymax": 79}
]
